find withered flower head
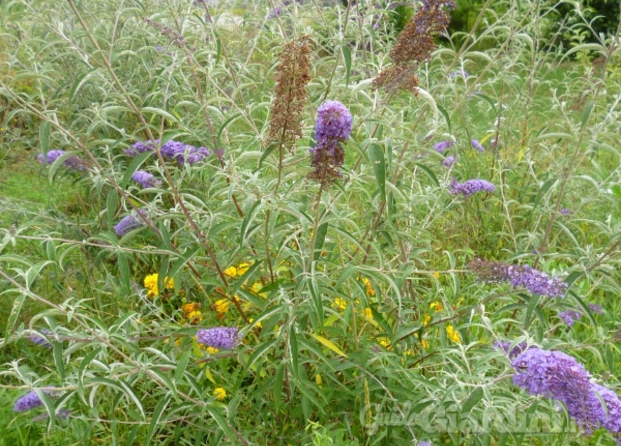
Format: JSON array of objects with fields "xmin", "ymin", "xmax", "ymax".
[
  {"xmin": 268, "ymin": 35, "xmax": 312, "ymax": 152},
  {"xmin": 373, "ymin": 0, "xmax": 455, "ymax": 93}
]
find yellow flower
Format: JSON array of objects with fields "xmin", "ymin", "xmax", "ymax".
[
  {"xmin": 446, "ymin": 325, "xmax": 462, "ymax": 344},
  {"xmin": 249, "ymin": 318, "xmax": 263, "ymax": 329},
  {"xmin": 333, "ymin": 297, "xmax": 348, "ymax": 311},
  {"xmin": 315, "ymin": 373, "xmax": 323, "ymax": 388},
  {"xmin": 236, "ymin": 262, "xmax": 251, "ymax": 276},
  {"xmin": 214, "ymin": 298, "xmax": 230, "ymax": 314},
  {"xmin": 415, "ymin": 333, "xmax": 429, "ymax": 349},
  {"xmin": 429, "ymin": 301, "xmax": 444, "ymax": 312},
  {"xmin": 377, "ymin": 337, "xmax": 392, "ymax": 350},
  {"xmin": 360, "ymin": 277, "xmax": 375, "ymax": 297},
  {"xmin": 186, "ymin": 310, "xmax": 202, "ymax": 324},
  {"xmin": 206, "ymin": 347, "xmax": 219, "ymax": 354},
  {"xmin": 363, "ymin": 308, "xmax": 374, "ymax": 322},
  {"xmin": 422, "ymin": 314, "xmax": 431, "ymax": 326},
  {"xmin": 224, "ymin": 266, "xmax": 237, "ymax": 277},
  {"xmin": 143, "ymin": 273, "xmax": 174, "ymax": 298},
  {"xmin": 433, "ymin": 272, "xmax": 440, "ymax": 279},
  {"xmin": 213, "ymin": 387, "xmax": 227, "ymax": 400}
]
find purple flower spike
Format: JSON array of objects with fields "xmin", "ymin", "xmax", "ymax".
[
  {"xmin": 433, "ymin": 140, "xmax": 453, "ymax": 153},
  {"xmin": 13, "ymin": 390, "xmax": 49, "ymax": 412},
  {"xmin": 512, "ymin": 348, "xmax": 621, "ymax": 440},
  {"xmin": 560, "ymin": 208, "xmax": 573, "ymax": 216},
  {"xmin": 442, "ymin": 156, "xmax": 456, "ymax": 167},
  {"xmin": 558, "ymin": 309, "xmax": 581, "ymax": 327},
  {"xmin": 588, "ymin": 303, "xmax": 604, "ymax": 314},
  {"xmin": 30, "ymin": 329, "xmax": 53, "ymax": 348},
  {"xmin": 449, "ymin": 178, "xmax": 495, "ymax": 197},
  {"xmin": 309, "ymin": 100, "xmax": 352, "ymax": 184},
  {"xmin": 468, "ymin": 259, "xmax": 567, "ymax": 298},
  {"xmin": 196, "ymin": 327, "xmax": 241, "ymax": 349},
  {"xmin": 114, "ymin": 214, "xmax": 144, "ymax": 236},
  {"xmin": 37, "ymin": 150, "xmax": 88, "ymax": 171},
  {"xmin": 314, "ymin": 100, "xmax": 353, "ymax": 142},
  {"xmin": 471, "ymin": 139, "xmax": 485, "ymax": 152},
  {"xmin": 131, "ymin": 171, "xmax": 162, "ymax": 188}
]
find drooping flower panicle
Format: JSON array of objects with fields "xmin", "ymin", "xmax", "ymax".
[
  {"xmin": 114, "ymin": 215, "xmax": 144, "ymax": 236},
  {"xmin": 308, "ymin": 100, "xmax": 352, "ymax": 185},
  {"xmin": 442, "ymin": 156, "xmax": 456, "ymax": 167},
  {"xmin": 196, "ymin": 327, "xmax": 241, "ymax": 349},
  {"xmin": 37, "ymin": 150, "xmax": 88, "ymax": 171},
  {"xmin": 125, "ymin": 139, "xmax": 210, "ymax": 165},
  {"xmin": 13, "ymin": 390, "xmax": 50, "ymax": 412},
  {"xmin": 132, "ymin": 170, "xmax": 162, "ymax": 188},
  {"xmin": 468, "ymin": 259, "xmax": 567, "ymax": 298},
  {"xmin": 449, "ymin": 178, "xmax": 495, "ymax": 197},
  {"xmin": 512, "ymin": 348, "xmax": 621, "ymax": 442},
  {"xmin": 433, "ymin": 140, "xmax": 453, "ymax": 153},
  {"xmin": 30, "ymin": 329, "xmax": 53, "ymax": 348},
  {"xmin": 559, "ymin": 309, "xmax": 581, "ymax": 327},
  {"xmin": 471, "ymin": 139, "xmax": 485, "ymax": 152},
  {"xmin": 268, "ymin": 35, "xmax": 311, "ymax": 152}
]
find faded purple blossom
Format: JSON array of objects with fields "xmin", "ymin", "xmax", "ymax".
[
  {"xmin": 433, "ymin": 140, "xmax": 453, "ymax": 153},
  {"xmin": 37, "ymin": 150, "xmax": 88, "ymax": 171},
  {"xmin": 512, "ymin": 348, "xmax": 621, "ymax": 442},
  {"xmin": 114, "ymin": 214, "xmax": 145, "ymax": 236},
  {"xmin": 493, "ymin": 341, "xmax": 530, "ymax": 360},
  {"xmin": 558, "ymin": 309, "xmax": 581, "ymax": 327},
  {"xmin": 125, "ymin": 139, "xmax": 210, "ymax": 165},
  {"xmin": 560, "ymin": 208, "xmax": 573, "ymax": 216},
  {"xmin": 14, "ymin": 390, "xmax": 50, "ymax": 412},
  {"xmin": 449, "ymin": 178, "xmax": 495, "ymax": 197},
  {"xmin": 131, "ymin": 170, "xmax": 162, "ymax": 188},
  {"xmin": 471, "ymin": 139, "xmax": 485, "ymax": 152},
  {"xmin": 30, "ymin": 329, "xmax": 53, "ymax": 348},
  {"xmin": 588, "ymin": 303, "xmax": 604, "ymax": 314},
  {"xmin": 309, "ymin": 100, "xmax": 352, "ymax": 185},
  {"xmin": 447, "ymin": 70, "xmax": 468, "ymax": 78},
  {"xmin": 33, "ymin": 408, "xmax": 71, "ymax": 421},
  {"xmin": 418, "ymin": 442, "xmax": 433, "ymax": 446},
  {"xmin": 196, "ymin": 327, "xmax": 241, "ymax": 349},
  {"xmin": 468, "ymin": 259, "xmax": 568, "ymax": 298},
  {"xmin": 442, "ymin": 156, "xmax": 456, "ymax": 167}
]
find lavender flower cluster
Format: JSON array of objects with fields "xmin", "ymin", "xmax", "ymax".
[
  {"xmin": 471, "ymin": 139, "xmax": 485, "ymax": 152},
  {"xmin": 449, "ymin": 178, "xmax": 495, "ymax": 197},
  {"xmin": 308, "ymin": 100, "xmax": 352, "ymax": 185},
  {"xmin": 512, "ymin": 348, "xmax": 621, "ymax": 443},
  {"xmin": 125, "ymin": 139, "xmax": 210, "ymax": 165},
  {"xmin": 37, "ymin": 150, "xmax": 88, "ymax": 171},
  {"xmin": 13, "ymin": 390, "xmax": 50, "ymax": 412},
  {"xmin": 267, "ymin": 0, "xmax": 305, "ymax": 19},
  {"xmin": 558, "ymin": 309, "xmax": 581, "ymax": 327},
  {"xmin": 468, "ymin": 259, "xmax": 567, "ymax": 298},
  {"xmin": 132, "ymin": 170, "xmax": 162, "ymax": 188},
  {"xmin": 196, "ymin": 327, "xmax": 241, "ymax": 349},
  {"xmin": 114, "ymin": 211, "xmax": 146, "ymax": 236}
]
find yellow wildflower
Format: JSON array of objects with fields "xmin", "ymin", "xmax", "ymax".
[
  {"xmin": 224, "ymin": 266, "xmax": 237, "ymax": 277},
  {"xmin": 186, "ymin": 310, "xmax": 202, "ymax": 324},
  {"xmin": 360, "ymin": 278, "xmax": 375, "ymax": 297},
  {"xmin": 433, "ymin": 272, "xmax": 440, "ymax": 279},
  {"xmin": 446, "ymin": 325, "xmax": 462, "ymax": 344},
  {"xmin": 236, "ymin": 262, "xmax": 251, "ymax": 276},
  {"xmin": 249, "ymin": 318, "xmax": 263, "ymax": 329},
  {"xmin": 214, "ymin": 298, "xmax": 230, "ymax": 314},
  {"xmin": 213, "ymin": 387, "xmax": 227, "ymax": 400},
  {"xmin": 333, "ymin": 297, "xmax": 348, "ymax": 311},
  {"xmin": 377, "ymin": 337, "xmax": 392, "ymax": 350},
  {"xmin": 206, "ymin": 347, "xmax": 219, "ymax": 354},
  {"xmin": 181, "ymin": 302, "xmax": 200, "ymax": 314},
  {"xmin": 415, "ymin": 333, "xmax": 429, "ymax": 349},
  {"xmin": 429, "ymin": 301, "xmax": 444, "ymax": 312},
  {"xmin": 422, "ymin": 314, "xmax": 431, "ymax": 326},
  {"xmin": 143, "ymin": 273, "xmax": 174, "ymax": 298},
  {"xmin": 363, "ymin": 308, "xmax": 374, "ymax": 322},
  {"xmin": 315, "ymin": 373, "xmax": 323, "ymax": 388}
]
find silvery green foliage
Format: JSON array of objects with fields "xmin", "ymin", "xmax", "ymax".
[{"xmin": 1, "ymin": 0, "xmax": 621, "ymax": 444}]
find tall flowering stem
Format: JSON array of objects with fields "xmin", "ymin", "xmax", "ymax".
[
  {"xmin": 373, "ymin": 0, "xmax": 456, "ymax": 93},
  {"xmin": 268, "ymin": 35, "xmax": 311, "ymax": 190}
]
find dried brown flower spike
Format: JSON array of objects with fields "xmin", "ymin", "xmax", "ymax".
[
  {"xmin": 373, "ymin": 0, "xmax": 455, "ymax": 94},
  {"xmin": 268, "ymin": 35, "xmax": 312, "ymax": 153}
]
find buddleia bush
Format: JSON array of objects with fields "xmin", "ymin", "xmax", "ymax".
[{"xmin": 1, "ymin": 0, "xmax": 621, "ymax": 445}]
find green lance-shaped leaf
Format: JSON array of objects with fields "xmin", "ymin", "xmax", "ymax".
[{"xmin": 368, "ymin": 143, "xmax": 386, "ymax": 201}]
